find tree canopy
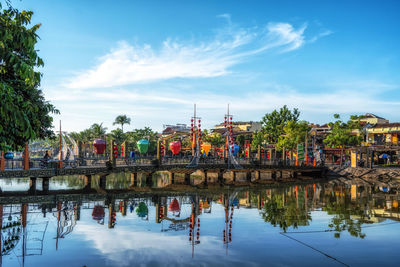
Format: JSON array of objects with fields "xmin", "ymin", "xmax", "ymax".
[
  {"xmin": 324, "ymin": 114, "xmax": 363, "ymax": 148},
  {"xmin": 113, "ymin": 115, "xmax": 131, "ymax": 132},
  {"xmin": 276, "ymin": 120, "xmax": 311, "ymax": 151},
  {"xmin": 261, "ymin": 105, "xmax": 300, "ymax": 144},
  {"xmin": 0, "ymin": 4, "xmax": 58, "ymax": 151}
]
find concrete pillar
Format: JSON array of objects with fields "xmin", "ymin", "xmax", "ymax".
[
  {"xmin": 42, "ymin": 177, "xmax": 50, "ymax": 192},
  {"xmin": 29, "ymin": 177, "xmax": 37, "ymax": 192},
  {"xmin": 218, "ymin": 171, "xmax": 224, "ymax": 184},
  {"xmin": 271, "ymin": 171, "xmax": 276, "ymax": 181},
  {"xmin": 130, "ymin": 172, "xmax": 138, "ymax": 187},
  {"xmin": 169, "ymin": 172, "xmax": 175, "ymax": 184},
  {"xmin": 84, "ymin": 175, "xmax": 92, "ymax": 189},
  {"xmin": 255, "ymin": 170, "xmax": 261, "ymax": 181},
  {"xmin": 99, "ymin": 175, "xmax": 107, "ymax": 189},
  {"xmin": 184, "ymin": 173, "xmax": 191, "ymax": 185},
  {"xmin": 293, "ymin": 171, "xmax": 298, "ymax": 179},
  {"xmin": 246, "ymin": 171, "xmax": 252, "ymax": 182},
  {"xmin": 145, "ymin": 172, "xmax": 153, "ymax": 187},
  {"xmin": 232, "ymin": 171, "xmax": 237, "ymax": 182},
  {"xmin": 203, "ymin": 170, "xmax": 208, "ymax": 186}
]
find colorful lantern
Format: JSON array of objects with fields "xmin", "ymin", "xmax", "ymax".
[
  {"xmin": 201, "ymin": 142, "xmax": 211, "ymax": 154},
  {"xmin": 229, "ymin": 144, "xmax": 239, "ymax": 156},
  {"xmin": 4, "ymin": 152, "xmax": 14, "ymax": 159},
  {"xmin": 93, "ymin": 139, "xmax": 106, "ymax": 154},
  {"xmin": 169, "ymin": 141, "xmax": 181, "ymax": 155},
  {"xmin": 136, "ymin": 139, "xmax": 149, "ymax": 154}
]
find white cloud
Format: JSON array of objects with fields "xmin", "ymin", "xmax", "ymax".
[
  {"xmin": 47, "ymin": 81, "xmax": 400, "ymax": 132},
  {"xmin": 65, "ymin": 22, "xmax": 310, "ymax": 89}
]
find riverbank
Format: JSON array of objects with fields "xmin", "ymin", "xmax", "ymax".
[{"xmin": 328, "ymin": 166, "xmax": 400, "ymax": 186}]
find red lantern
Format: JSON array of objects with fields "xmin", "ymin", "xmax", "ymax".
[
  {"xmin": 169, "ymin": 141, "xmax": 181, "ymax": 155},
  {"xmin": 93, "ymin": 139, "xmax": 106, "ymax": 154}
]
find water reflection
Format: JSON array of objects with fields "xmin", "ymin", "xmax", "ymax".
[{"xmin": 0, "ymin": 178, "xmax": 399, "ymax": 266}]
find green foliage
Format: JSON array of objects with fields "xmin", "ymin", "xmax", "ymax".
[
  {"xmin": 113, "ymin": 114, "xmax": 131, "ymax": 132},
  {"xmin": 324, "ymin": 114, "xmax": 363, "ymax": 148},
  {"xmin": 261, "ymin": 105, "xmax": 300, "ymax": 144},
  {"xmin": 251, "ymin": 130, "xmax": 267, "ymax": 150},
  {"xmin": 0, "ymin": 4, "xmax": 58, "ymax": 151},
  {"xmin": 110, "ymin": 128, "xmax": 126, "ymax": 145},
  {"xmin": 203, "ymin": 132, "xmax": 224, "ymax": 147},
  {"xmin": 126, "ymin": 127, "xmax": 158, "ymax": 153},
  {"xmin": 276, "ymin": 121, "xmax": 311, "ymax": 151}
]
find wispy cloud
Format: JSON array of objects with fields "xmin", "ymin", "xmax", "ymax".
[{"xmin": 65, "ymin": 21, "xmax": 312, "ymax": 89}]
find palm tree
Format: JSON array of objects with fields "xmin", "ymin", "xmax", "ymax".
[
  {"xmin": 90, "ymin": 123, "xmax": 107, "ymax": 138},
  {"xmin": 113, "ymin": 115, "xmax": 131, "ymax": 133}
]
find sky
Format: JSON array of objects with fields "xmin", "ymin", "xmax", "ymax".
[{"xmin": 10, "ymin": 0, "xmax": 400, "ymax": 132}]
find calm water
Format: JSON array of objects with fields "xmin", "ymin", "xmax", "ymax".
[{"xmin": 0, "ymin": 175, "xmax": 399, "ymax": 267}]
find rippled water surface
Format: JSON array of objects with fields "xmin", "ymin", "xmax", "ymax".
[{"xmin": 1, "ymin": 175, "xmax": 399, "ymax": 267}]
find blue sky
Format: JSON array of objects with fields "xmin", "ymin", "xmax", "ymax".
[{"xmin": 11, "ymin": 0, "xmax": 400, "ymax": 132}]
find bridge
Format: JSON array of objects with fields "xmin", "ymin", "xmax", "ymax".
[{"xmin": 0, "ymin": 155, "xmax": 326, "ymax": 195}]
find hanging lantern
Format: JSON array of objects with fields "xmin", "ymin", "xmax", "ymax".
[
  {"xmin": 93, "ymin": 139, "xmax": 106, "ymax": 154},
  {"xmin": 169, "ymin": 141, "xmax": 181, "ymax": 155},
  {"xmin": 136, "ymin": 139, "xmax": 149, "ymax": 154}
]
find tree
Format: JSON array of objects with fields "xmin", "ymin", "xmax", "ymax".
[
  {"xmin": 261, "ymin": 105, "xmax": 300, "ymax": 143},
  {"xmin": 276, "ymin": 120, "xmax": 311, "ymax": 151},
  {"xmin": 90, "ymin": 123, "xmax": 107, "ymax": 138},
  {"xmin": 251, "ymin": 130, "xmax": 267, "ymax": 150},
  {"xmin": 126, "ymin": 127, "xmax": 157, "ymax": 153},
  {"xmin": 0, "ymin": 4, "xmax": 59, "ymax": 151},
  {"xmin": 113, "ymin": 115, "xmax": 131, "ymax": 132},
  {"xmin": 110, "ymin": 128, "xmax": 126, "ymax": 145},
  {"xmin": 324, "ymin": 114, "xmax": 363, "ymax": 166}
]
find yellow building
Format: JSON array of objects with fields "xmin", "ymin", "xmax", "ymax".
[{"xmin": 366, "ymin": 123, "xmax": 400, "ymax": 145}]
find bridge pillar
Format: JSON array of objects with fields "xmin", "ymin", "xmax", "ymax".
[
  {"xmin": 218, "ymin": 171, "xmax": 224, "ymax": 184},
  {"xmin": 184, "ymin": 173, "xmax": 191, "ymax": 185},
  {"xmin": 99, "ymin": 175, "xmax": 107, "ymax": 190},
  {"xmin": 254, "ymin": 170, "xmax": 261, "ymax": 181},
  {"xmin": 169, "ymin": 172, "xmax": 175, "ymax": 184},
  {"xmin": 293, "ymin": 171, "xmax": 298, "ymax": 179},
  {"xmin": 145, "ymin": 172, "xmax": 153, "ymax": 187},
  {"xmin": 232, "ymin": 171, "xmax": 237, "ymax": 182},
  {"xmin": 29, "ymin": 177, "xmax": 37, "ymax": 192},
  {"xmin": 271, "ymin": 171, "xmax": 276, "ymax": 181},
  {"xmin": 203, "ymin": 170, "xmax": 208, "ymax": 186},
  {"xmin": 130, "ymin": 172, "xmax": 138, "ymax": 187},
  {"xmin": 84, "ymin": 175, "xmax": 92, "ymax": 189},
  {"xmin": 42, "ymin": 177, "xmax": 50, "ymax": 192},
  {"xmin": 246, "ymin": 171, "xmax": 252, "ymax": 182},
  {"xmin": 121, "ymin": 200, "xmax": 127, "ymax": 216}
]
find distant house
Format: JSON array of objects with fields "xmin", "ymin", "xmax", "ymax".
[
  {"xmin": 161, "ymin": 124, "xmax": 190, "ymax": 136},
  {"xmin": 213, "ymin": 121, "xmax": 261, "ymax": 132},
  {"xmin": 359, "ymin": 113, "xmax": 389, "ymax": 125}
]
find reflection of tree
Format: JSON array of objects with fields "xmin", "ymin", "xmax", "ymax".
[
  {"xmin": 324, "ymin": 197, "xmax": 366, "ymax": 239},
  {"xmin": 261, "ymin": 192, "xmax": 311, "ymax": 232}
]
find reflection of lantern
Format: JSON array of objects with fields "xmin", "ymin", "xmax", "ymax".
[
  {"xmin": 92, "ymin": 205, "xmax": 105, "ymax": 221},
  {"xmin": 201, "ymin": 143, "xmax": 211, "ymax": 154},
  {"xmin": 229, "ymin": 144, "xmax": 239, "ymax": 156},
  {"xmin": 4, "ymin": 152, "xmax": 14, "ymax": 159},
  {"xmin": 168, "ymin": 198, "xmax": 180, "ymax": 214},
  {"xmin": 137, "ymin": 139, "xmax": 149, "ymax": 154},
  {"xmin": 169, "ymin": 141, "xmax": 181, "ymax": 155},
  {"xmin": 93, "ymin": 139, "xmax": 106, "ymax": 154}
]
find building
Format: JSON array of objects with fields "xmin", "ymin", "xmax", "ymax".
[
  {"xmin": 366, "ymin": 123, "xmax": 400, "ymax": 145},
  {"xmin": 359, "ymin": 113, "xmax": 389, "ymax": 125},
  {"xmin": 162, "ymin": 124, "xmax": 190, "ymax": 135},
  {"xmin": 213, "ymin": 121, "xmax": 261, "ymax": 132}
]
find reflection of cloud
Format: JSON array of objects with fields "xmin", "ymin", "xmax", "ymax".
[
  {"xmin": 65, "ymin": 21, "xmax": 311, "ymax": 89},
  {"xmin": 75, "ymin": 222, "xmax": 229, "ymax": 266}
]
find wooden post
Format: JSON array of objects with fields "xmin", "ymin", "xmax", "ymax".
[
  {"xmin": 0, "ymin": 151, "xmax": 4, "ymax": 171},
  {"xmin": 296, "ymin": 136, "xmax": 299, "ymax": 166},
  {"xmin": 257, "ymin": 145, "xmax": 261, "ymax": 164},
  {"xmin": 58, "ymin": 120, "xmax": 63, "ymax": 169},
  {"xmin": 156, "ymin": 140, "xmax": 161, "ymax": 165},
  {"xmin": 110, "ymin": 139, "xmax": 116, "ymax": 168},
  {"xmin": 23, "ymin": 143, "xmax": 29, "ymax": 170},
  {"xmin": 304, "ymin": 132, "xmax": 308, "ymax": 166},
  {"xmin": 121, "ymin": 141, "xmax": 126, "ymax": 158}
]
